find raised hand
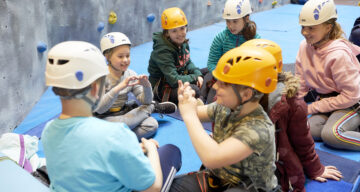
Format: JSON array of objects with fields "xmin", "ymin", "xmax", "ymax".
[
  {"xmin": 197, "ymin": 76, "xmax": 203, "ymax": 88},
  {"xmin": 137, "ymin": 75, "xmax": 152, "ymax": 87},
  {"xmin": 178, "ymin": 80, "xmax": 198, "ymax": 117},
  {"xmin": 141, "ymin": 138, "xmax": 159, "ymax": 154}
]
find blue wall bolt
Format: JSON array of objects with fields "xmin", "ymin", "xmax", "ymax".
[
  {"xmin": 37, "ymin": 42, "xmax": 47, "ymax": 53},
  {"xmin": 147, "ymin": 14, "xmax": 155, "ymax": 23},
  {"xmin": 97, "ymin": 22, "xmax": 105, "ymax": 32}
]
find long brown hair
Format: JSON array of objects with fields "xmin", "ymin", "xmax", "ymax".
[{"xmin": 242, "ymin": 15, "xmax": 257, "ymax": 40}]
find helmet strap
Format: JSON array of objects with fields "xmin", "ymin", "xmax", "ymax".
[
  {"xmin": 230, "ymin": 84, "xmax": 253, "ymax": 118},
  {"xmin": 311, "ymin": 34, "xmax": 330, "ymax": 48},
  {"xmin": 311, "ymin": 24, "xmax": 333, "ymax": 48},
  {"xmin": 60, "ymin": 77, "xmax": 106, "ymax": 112},
  {"xmin": 108, "ymin": 62, "xmax": 121, "ymax": 72},
  {"xmin": 90, "ymin": 76, "xmax": 106, "ymax": 112}
]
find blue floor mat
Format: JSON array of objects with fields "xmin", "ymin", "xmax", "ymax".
[
  {"xmin": 316, "ymin": 149, "xmax": 360, "ymax": 183},
  {"xmin": 11, "ymin": 3, "xmax": 360, "ymax": 191},
  {"xmin": 166, "ymin": 111, "xmax": 213, "ymax": 132}
]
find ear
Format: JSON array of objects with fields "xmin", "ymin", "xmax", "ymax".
[
  {"xmin": 104, "ymin": 53, "xmax": 110, "ymax": 61},
  {"xmin": 241, "ymin": 87, "xmax": 253, "ymax": 101},
  {"xmin": 325, "ymin": 23, "xmax": 333, "ymax": 33},
  {"xmin": 244, "ymin": 15, "xmax": 250, "ymax": 23},
  {"xmin": 90, "ymin": 82, "xmax": 99, "ymax": 98}
]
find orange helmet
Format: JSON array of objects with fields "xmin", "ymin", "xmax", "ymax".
[
  {"xmin": 241, "ymin": 39, "xmax": 283, "ymax": 73},
  {"xmin": 161, "ymin": 7, "xmax": 188, "ymax": 30},
  {"xmin": 212, "ymin": 46, "xmax": 278, "ymax": 93}
]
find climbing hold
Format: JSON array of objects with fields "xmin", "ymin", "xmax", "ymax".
[
  {"xmin": 108, "ymin": 11, "xmax": 117, "ymax": 24},
  {"xmin": 259, "ymin": 0, "xmax": 263, "ymax": 3},
  {"xmin": 147, "ymin": 14, "xmax": 155, "ymax": 23},
  {"xmin": 37, "ymin": 42, "xmax": 47, "ymax": 53},
  {"xmin": 272, "ymin": 0, "xmax": 278, "ymax": 6},
  {"xmin": 207, "ymin": 0, "xmax": 212, "ymax": 6},
  {"xmin": 358, "ymin": 1, "xmax": 360, "ymax": 6},
  {"xmin": 97, "ymin": 22, "xmax": 105, "ymax": 32}
]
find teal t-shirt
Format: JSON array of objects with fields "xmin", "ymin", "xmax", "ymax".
[{"xmin": 42, "ymin": 117, "xmax": 155, "ymax": 192}]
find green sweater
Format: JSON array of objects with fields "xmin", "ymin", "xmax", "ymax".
[
  {"xmin": 148, "ymin": 32, "xmax": 202, "ymax": 88},
  {"xmin": 207, "ymin": 28, "xmax": 260, "ymax": 72}
]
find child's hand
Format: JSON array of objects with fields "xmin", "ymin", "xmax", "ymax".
[
  {"xmin": 141, "ymin": 138, "xmax": 158, "ymax": 154},
  {"xmin": 137, "ymin": 75, "xmax": 152, "ymax": 87},
  {"xmin": 178, "ymin": 80, "xmax": 198, "ymax": 116},
  {"xmin": 197, "ymin": 76, "xmax": 203, "ymax": 88},
  {"xmin": 117, "ymin": 76, "xmax": 139, "ymax": 90},
  {"xmin": 139, "ymin": 138, "xmax": 159, "ymax": 154},
  {"xmin": 314, "ymin": 166, "xmax": 342, "ymax": 182}
]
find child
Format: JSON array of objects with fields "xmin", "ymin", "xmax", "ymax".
[
  {"xmin": 296, "ymin": 0, "xmax": 360, "ymax": 151},
  {"xmin": 42, "ymin": 41, "xmax": 182, "ymax": 192},
  {"xmin": 41, "ymin": 41, "xmax": 181, "ymax": 191},
  {"xmin": 349, "ymin": 17, "xmax": 360, "ymax": 62},
  {"xmin": 95, "ymin": 32, "xmax": 177, "ymax": 140},
  {"xmin": 148, "ymin": 7, "xmax": 203, "ymax": 104},
  {"xmin": 201, "ymin": 0, "xmax": 260, "ymax": 104},
  {"xmin": 242, "ymin": 39, "xmax": 342, "ymax": 192},
  {"xmin": 170, "ymin": 46, "xmax": 281, "ymax": 192}
]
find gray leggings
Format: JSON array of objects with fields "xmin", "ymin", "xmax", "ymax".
[
  {"xmin": 309, "ymin": 108, "xmax": 360, "ymax": 151},
  {"xmin": 105, "ymin": 104, "xmax": 158, "ymax": 140}
]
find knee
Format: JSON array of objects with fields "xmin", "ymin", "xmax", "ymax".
[
  {"xmin": 308, "ymin": 115, "xmax": 327, "ymax": 140},
  {"xmin": 320, "ymin": 125, "xmax": 338, "ymax": 146},
  {"xmin": 161, "ymin": 144, "xmax": 182, "ymax": 170},
  {"xmin": 143, "ymin": 117, "xmax": 159, "ymax": 130}
]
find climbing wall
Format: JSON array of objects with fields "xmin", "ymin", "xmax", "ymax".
[{"xmin": 0, "ymin": 0, "xmax": 289, "ymax": 134}]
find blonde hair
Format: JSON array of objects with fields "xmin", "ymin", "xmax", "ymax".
[{"xmin": 324, "ymin": 18, "xmax": 346, "ymax": 40}]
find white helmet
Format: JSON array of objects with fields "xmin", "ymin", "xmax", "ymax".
[
  {"xmin": 100, "ymin": 32, "xmax": 131, "ymax": 54},
  {"xmin": 45, "ymin": 41, "xmax": 109, "ymax": 89},
  {"xmin": 222, "ymin": 0, "xmax": 252, "ymax": 20},
  {"xmin": 299, "ymin": 0, "xmax": 337, "ymax": 26}
]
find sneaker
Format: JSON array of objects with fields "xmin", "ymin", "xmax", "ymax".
[{"xmin": 153, "ymin": 101, "xmax": 177, "ymax": 114}]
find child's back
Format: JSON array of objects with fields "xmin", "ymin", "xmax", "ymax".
[{"xmin": 42, "ymin": 117, "xmax": 155, "ymax": 191}]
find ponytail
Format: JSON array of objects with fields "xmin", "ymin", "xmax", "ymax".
[{"xmin": 242, "ymin": 15, "xmax": 257, "ymax": 40}]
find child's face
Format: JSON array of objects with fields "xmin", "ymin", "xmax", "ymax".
[
  {"xmin": 226, "ymin": 18, "xmax": 245, "ymax": 35},
  {"xmin": 301, "ymin": 23, "xmax": 331, "ymax": 46},
  {"xmin": 213, "ymin": 80, "xmax": 239, "ymax": 109},
  {"xmin": 167, "ymin": 26, "xmax": 187, "ymax": 45},
  {"xmin": 108, "ymin": 45, "xmax": 130, "ymax": 72}
]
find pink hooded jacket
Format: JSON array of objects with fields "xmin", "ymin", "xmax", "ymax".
[{"xmin": 295, "ymin": 39, "xmax": 360, "ymax": 114}]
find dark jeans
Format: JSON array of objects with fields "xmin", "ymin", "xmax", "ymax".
[
  {"xmin": 158, "ymin": 144, "xmax": 182, "ymax": 192},
  {"xmin": 169, "ymin": 171, "xmax": 280, "ymax": 192}
]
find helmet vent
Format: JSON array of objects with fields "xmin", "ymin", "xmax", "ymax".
[
  {"xmin": 48, "ymin": 59, "xmax": 54, "ymax": 64},
  {"xmin": 244, "ymin": 56, "xmax": 251, "ymax": 61},
  {"xmin": 227, "ymin": 58, "xmax": 234, "ymax": 66},
  {"xmin": 58, "ymin": 60, "xmax": 69, "ymax": 65},
  {"xmin": 236, "ymin": 56, "xmax": 241, "ymax": 63},
  {"xmin": 254, "ymin": 58, "xmax": 261, "ymax": 61}
]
